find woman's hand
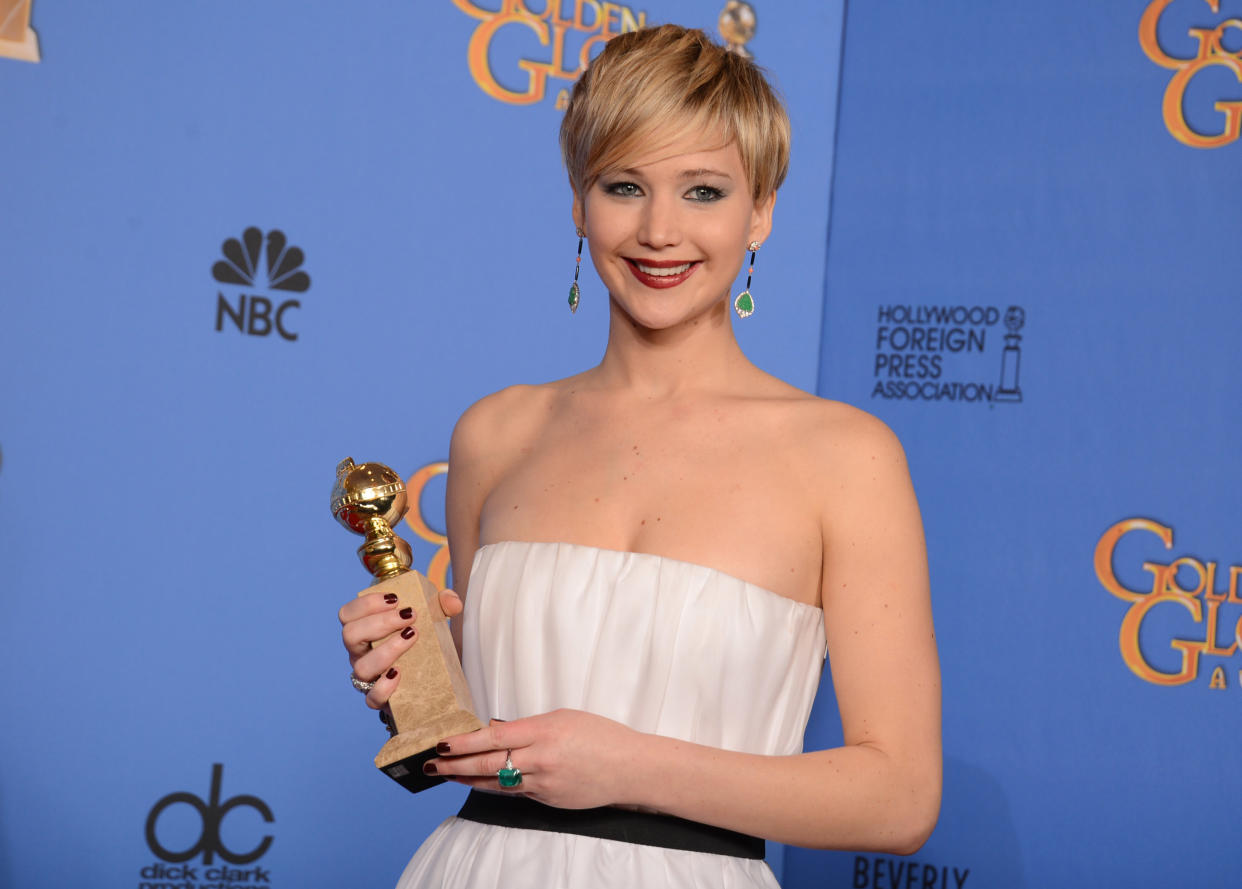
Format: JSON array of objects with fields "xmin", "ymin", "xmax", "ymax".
[
  {"xmin": 426, "ymin": 709, "xmax": 642, "ymax": 809},
  {"xmin": 338, "ymin": 587, "xmax": 464, "ymax": 709}
]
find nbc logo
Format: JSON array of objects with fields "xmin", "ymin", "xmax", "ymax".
[{"xmin": 212, "ymin": 227, "xmax": 310, "ymax": 341}]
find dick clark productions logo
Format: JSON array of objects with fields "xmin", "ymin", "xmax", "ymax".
[
  {"xmin": 142, "ymin": 763, "xmax": 274, "ymax": 887},
  {"xmin": 212, "ymin": 227, "xmax": 310, "ymax": 342}
]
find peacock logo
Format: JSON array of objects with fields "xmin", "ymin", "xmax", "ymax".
[
  {"xmin": 212, "ymin": 227, "xmax": 310, "ymax": 293},
  {"xmin": 212, "ymin": 227, "xmax": 310, "ymax": 342}
]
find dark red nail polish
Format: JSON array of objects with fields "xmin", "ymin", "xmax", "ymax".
[
  {"xmin": 386, "ymin": 667, "xmax": 398, "ymax": 679},
  {"xmin": 383, "ymin": 593, "xmax": 398, "ymax": 604},
  {"xmin": 399, "ymin": 607, "xmax": 414, "ymax": 620},
  {"xmin": 422, "ymin": 761, "xmax": 438, "ymax": 775},
  {"xmin": 437, "ymin": 742, "xmax": 451, "ymax": 754},
  {"xmin": 400, "ymin": 626, "xmax": 416, "ymax": 640}
]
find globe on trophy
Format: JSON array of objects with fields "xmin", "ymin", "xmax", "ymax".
[
  {"xmin": 995, "ymin": 306, "xmax": 1025, "ymax": 403},
  {"xmin": 718, "ymin": 1, "xmax": 757, "ymax": 57},
  {"xmin": 331, "ymin": 458, "xmax": 482, "ymax": 793}
]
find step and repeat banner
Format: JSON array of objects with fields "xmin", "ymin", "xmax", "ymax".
[
  {"xmin": 789, "ymin": 2, "xmax": 1241, "ymax": 888},
  {"xmin": 0, "ymin": 2, "xmax": 842, "ymax": 887},
  {"xmin": 2, "ymin": 2, "xmax": 1237, "ymax": 888}
]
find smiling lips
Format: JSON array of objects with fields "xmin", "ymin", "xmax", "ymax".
[{"xmin": 624, "ymin": 257, "xmax": 701, "ymax": 289}]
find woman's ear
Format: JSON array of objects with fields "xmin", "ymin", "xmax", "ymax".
[
  {"xmin": 571, "ymin": 191, "xmax": 585, "ymax": 233},
  {"xmin": 748, "ymin": 191, "xmax": 776, "ymax": 246}
]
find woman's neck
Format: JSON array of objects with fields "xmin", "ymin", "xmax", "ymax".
[{"xmin": 592, "ymin": 297, "xmax": 754, "ymax": 397}]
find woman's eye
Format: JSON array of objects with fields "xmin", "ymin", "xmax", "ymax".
[
  {"xmin": 687, "ymin": 186, "xmax": 724, "ymax": 202},
  {"xmin": 605, "ymin": 182, "xmax": 643, "ymax": 197}
]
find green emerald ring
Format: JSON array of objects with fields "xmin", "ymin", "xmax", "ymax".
[{"xmin": 498, "ymin": 750, "xmax": 523, "ymax": 789}]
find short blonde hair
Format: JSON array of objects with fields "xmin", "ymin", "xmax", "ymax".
[{"xmin": 559, "ymin": 24, "xmax": 790, "ymax": 203}]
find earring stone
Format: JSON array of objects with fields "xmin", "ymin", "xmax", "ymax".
[
  {"xmin": 569, "ymin": 227, "xmax": 584, "ymax": 314},
  {"xmin": 733, "ymin": 241, "xmax": 761, "ymax": 319}
]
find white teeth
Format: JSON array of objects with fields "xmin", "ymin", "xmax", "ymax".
[{"xmin": 635, "ymin": 261, "xmax": 692, "ymax": 277}]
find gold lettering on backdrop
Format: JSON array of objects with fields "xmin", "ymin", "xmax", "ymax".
[
  {"xmin": 1095, "ymin": 518, "xmax": 1241, "ymax": 687},
  {"xmin": 404, "ymin": 462, "xmax": 451, "ymax": 589},
  {"xmin": 1139, "ymin": 0, "xmax": 1242, "ymax": 148},
  {"xmin": 0, "ymin": 0, "xmax": 41, "ymax": 63},
  {"xmin": 453, "ymin": 0, "xmax": 647, "ymax": 105}
]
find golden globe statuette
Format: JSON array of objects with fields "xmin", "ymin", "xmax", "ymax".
[
  {"xmin": 331, "ymin": 458, "xmax": 483, "ymax": 793},
  {"xmin": 718, "ymin": 1, "xmax": 757, "ymax": 58}
]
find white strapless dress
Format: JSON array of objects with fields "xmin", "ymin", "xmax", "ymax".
[{"xmin": 396, "ymin": 540, "xmax": 827, "ymax": 889}]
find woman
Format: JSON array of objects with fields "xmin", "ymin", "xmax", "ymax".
[{"xmin": 339, "ymin": 24, "xmax": 941, "ymax": 888}]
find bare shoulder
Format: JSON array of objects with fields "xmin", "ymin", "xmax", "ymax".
[
  {"xmin": 453, "ymin": 384, "xmax": 548, "ymax": 451},
  {"xmin": 774, "ymin": 394, "xmax": 916, "ymax": 524},
  {"xmin": 801, "ymin": 398, "xmax": 907, "ymax": 469},
  {"xmin": 753, "ymin": 374, "xmax": 908, "ymax": 471},
  {"xmin": 449, "ymin": 378, "xmax": 580, "ymax": 478}
]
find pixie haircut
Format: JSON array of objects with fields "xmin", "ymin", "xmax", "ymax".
[{"xmin": 559, "ymin": 24, "xmax": 791, "ymax": 203}]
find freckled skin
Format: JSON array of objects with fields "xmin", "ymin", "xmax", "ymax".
[{"xmin": 474, "ymin": 382, "xmax": 833, "ymax": 604}]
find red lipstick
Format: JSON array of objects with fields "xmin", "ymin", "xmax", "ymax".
[{"xmin": 624, "ymin": 258, "xmax": 700, "ymax": 289}]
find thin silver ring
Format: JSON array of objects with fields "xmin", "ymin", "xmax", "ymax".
[{"xmin": 350, "ymin": 671, "xmax": 376, "ymax": 693}]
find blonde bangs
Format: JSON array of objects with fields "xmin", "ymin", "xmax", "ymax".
[{"xmin": 560, "ymin": 25, "xmax": 790, "ymax": 203}]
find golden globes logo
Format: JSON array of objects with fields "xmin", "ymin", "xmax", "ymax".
[
  {"xmin": 452, "ymin": 0, "xmax": 648, "ymax": 107},
  {"xmin": 0, "ymin": 0, "xmax": 40, "ymax": 62},
  {"xmin": 1095, "ymin": 518, "xmax": 1241, "ymax": 689},
  {"xmin": 1139, "ymin": 0, "xmax": 1242, "ymax": 148},
  {"xmin": 404, "ymin": 462, "xmax": 451, "ymax": 588}
]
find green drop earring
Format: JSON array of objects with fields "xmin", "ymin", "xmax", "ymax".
[
  {"xmin": 568, "ymin": 227, "xmax": 584, "ymax": 314},
  {"xmin": 733, "ymin": 241, "xmax": 761, "ymax": 319}
]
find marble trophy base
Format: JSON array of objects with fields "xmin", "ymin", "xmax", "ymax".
[{"xmin": 364, "ymin": 569, "xmax": 482, "ymax": 793}]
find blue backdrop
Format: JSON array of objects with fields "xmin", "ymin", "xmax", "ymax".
[
  {"xmin": 789, "ymin": 2, "xmax": 1242, "ymax": 887},
  {"xmin": 1, "ymin": 2, "xmax": 1237, "ymax": 888}
]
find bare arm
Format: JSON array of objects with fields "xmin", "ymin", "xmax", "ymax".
[
  {"xmin": 443, "ymin": 386, "xmax": 533, "ymax": 654},
  {"xmin": 628, "ymin": 414, "xmax": 941, "ymax": 850},
  {"xmin": 444, "ymin": 403, "xmax": 486, "ymax": 656}
]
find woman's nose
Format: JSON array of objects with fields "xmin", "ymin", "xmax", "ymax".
[{"xmin": 636, "ymin": 193, "xmax": 682, "ymax": 249}]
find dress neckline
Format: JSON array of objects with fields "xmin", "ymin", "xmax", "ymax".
[{"xmin": 475, "ymin": 539, "xmax": 823, "ymax": 615}]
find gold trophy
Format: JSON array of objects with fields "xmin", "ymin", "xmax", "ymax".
[
  {"xmin": 331, "ymin": 457, "xmax": 482, "ymax": 792},
  {"xmin": 718, "ymin": 1, "xmax": 757, "ymax": 58}
]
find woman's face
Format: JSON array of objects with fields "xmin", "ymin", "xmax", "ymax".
[{"xmin": 573, "ymin": 133, "xmax": 774, "ymax": 331}]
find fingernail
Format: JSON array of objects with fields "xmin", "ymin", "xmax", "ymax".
[
  {"xmin": 383, "ymin": 593, "xmax": 398, "ymax": 604},
  {"xmin": 386, "ymin": 667, "xmax": 398, "ymax": 679},
  {"xmin": 399, "ymin": 607, "xmax": 414, "ymax": 620},
  {"xmin": 437, "ymin": 742, "xmax": 451, "ymax": 754},
  {"xmin": 400, "ymin": 626, "xmax": 416, "ymax": 640},
  {"xmin": 422, "ymin": 761, "xmax": 438, "ymax": 775}
]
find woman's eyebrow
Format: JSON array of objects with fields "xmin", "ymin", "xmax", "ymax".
[
  {"xmin": 679, "ymin": 168, "xmax": 733, "ymax": 180},
  {"xmin": 605, "ymin": 167, "xmax": 734, "ymax": 181}
]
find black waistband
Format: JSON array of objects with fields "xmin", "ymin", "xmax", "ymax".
[{"xmin": 456, "ymin": 790, "xmax": 764, "ymax": 859}]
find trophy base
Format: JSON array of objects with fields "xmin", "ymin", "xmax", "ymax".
[
  {"xmin": 0, "ymin": 28, "xmax": 40, "ymax": 63},
  {"xmin": 375, "ymin": 706, "xmax": 483, "ymax": 794},
  {"xmin": 377, "ymin": 745, "xmax": 445, "ymax": 793}
]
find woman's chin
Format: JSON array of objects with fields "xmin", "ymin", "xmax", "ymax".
[{"xmin": 611, "ymin": 296, "xmax": 728, "ymax": 331}]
